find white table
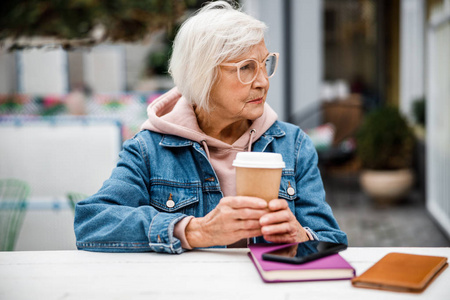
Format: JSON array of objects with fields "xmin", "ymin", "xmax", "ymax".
[{"xmin": 0, "ymin": 247, "xmax": 449, "ymax": 300}]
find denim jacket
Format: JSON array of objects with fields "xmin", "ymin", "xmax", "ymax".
[{"xmin": 74, "ymin": 120, "xmax": 347, "ymax": 253}]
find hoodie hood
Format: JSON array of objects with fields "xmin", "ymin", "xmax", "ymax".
[{"xmin": 140, "ymin": 87, "xmax": 278, "ymax": 196}]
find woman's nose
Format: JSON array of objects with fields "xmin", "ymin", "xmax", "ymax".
[{"xmin": 252, "ymin": 68, "xmax": 269, "ymax": 88}]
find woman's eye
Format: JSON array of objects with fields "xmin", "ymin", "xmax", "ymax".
[
  {"xmin": 240, "ymin": 64, "xmax": 251, "ymax": 71},
  {"xmin": 240, "ymin": 62, "xmax": 256, "ymax": 72}
]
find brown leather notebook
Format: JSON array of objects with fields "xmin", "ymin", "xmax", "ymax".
[{"xmin": 351, "ymin": 252, "xmax": 448, "ymax": 293}]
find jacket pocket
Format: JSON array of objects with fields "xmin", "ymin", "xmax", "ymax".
[
  {"xmin": 278, "ymin": 170, "xmax": 297, "ymax": 205},
  {"xmin": 149, "ymin": 179, "xmax": 201, "ymax": 215}
]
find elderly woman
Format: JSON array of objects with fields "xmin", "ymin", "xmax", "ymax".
[{"xmin": 74, "ymin": 1, "xmax": 347, "ymax": 253}]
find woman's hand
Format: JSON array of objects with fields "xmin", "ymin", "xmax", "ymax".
[
  {"xmin": 259, "ymin": 199, "xmax": 310, "ymax": 243},
  {"xmin": 185, "ymin": 196, "xmax": 268, "ymax": 248}
]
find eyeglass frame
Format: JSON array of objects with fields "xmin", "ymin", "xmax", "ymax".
[{"xmin": 219, "ymin": 52, "xmax": 279, "ymax": 85}]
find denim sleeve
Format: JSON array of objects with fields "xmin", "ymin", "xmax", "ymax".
[
  {"xmin": 74, "ymin": 137, "xmax": 186, "ymax": 253},
  {"xmin": 294, "ymin": 132, "xmax": 348, "ymax": 245}
]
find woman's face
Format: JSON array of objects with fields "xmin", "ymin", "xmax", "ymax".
[{"xmin": 209, "ymin": 40, "xmax": 270, "ymax": 124}]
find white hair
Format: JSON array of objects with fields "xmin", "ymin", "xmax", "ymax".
[{"xmin": 168, "ymin": 1, "xmax": 267, "ymax": 112}]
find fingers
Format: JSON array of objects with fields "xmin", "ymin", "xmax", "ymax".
[
  {"xmin": 259, "ymin": 209, "xmax": 292, "ymax": 226},
  {"xmin": 260, "ymin": 220, "xmax": 296, "ymax": 236},
  {"xmin": 261, "ymin": 222, "xmax": 308, "ymax": 244},
  {"xmin": 190, "ymin": 196, "xmax": 267, "ymax": 247},
  {"xmin": 221, "ymin": 220, "xmax": 263, "ymax": 244},
  {"xmin": 263, "ymin": 233, "xmax": 300, "ymax": 244},
  {"xmin": 260, "ymin": 199, "xmax": 294, "ymax": 226},
  {"xmin": 216, "ymin": 198, "xmax": 267, "ymax": 222},
  {"xmin": 237, "ymin": 227, "xmax": 263, "ymax": 239},
  {"xmin": 220, "ymin": 216, "xmax": 265, "ymax": 234},
  {"xmin": 258, "ymin": 199, "xmax": 309, "ymax": 243},
  {"xmin": 221, "ymin": 196, "xmax": 267, "ymax": 209},
  {"xmin": 217, "ymin": 196, "xmax": 268, "ymax": 221},
  {"xmin": 238, "ymin": 219, "xmax": 263, "ymax": 231},
  {"xmin": 267, "ymin": 198, "xmax": 289, "ymax": 211},
  {"xmin": 235, "ymin": 208, "xmax": 266, "ymax": 222}
]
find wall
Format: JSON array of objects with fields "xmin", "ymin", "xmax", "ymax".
[
  {"xmin": 426, "ymin": 0, "xmax": 450, "ymax": 238},
  {"xmin": 400, "ymin": 0, "xmax": 426, "ymax": 119},
  {"xmin": 17, "ymin": 49, "xmax": 68, "ymax": 94},
  {"xmin": 291, "ymin": 0, "xmax": 323, "ymax": 123},
  {"xmin": 242, "ymin": 0, "xmax": 323, "ymax": 124},
  {"xmin": 0, "ymin": 49, "xmax": 17, "ymax": 94}
]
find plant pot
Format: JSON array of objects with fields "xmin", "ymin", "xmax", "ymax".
[{"xmin": 360, "ymin": 169, "xmax": 414, "ymax": 204}]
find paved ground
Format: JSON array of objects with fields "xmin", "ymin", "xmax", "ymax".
[{"xmin": 322, "ymin": 173, "xmax": 450, "ymax": 247}]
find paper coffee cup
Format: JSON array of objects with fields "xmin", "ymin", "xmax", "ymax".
[{"xmin": 232, "ymin": 152, "xmax": 285, "ymax": 202}]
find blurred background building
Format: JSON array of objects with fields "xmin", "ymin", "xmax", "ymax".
[{"xmin": 0, "ymin": 0, "xmax": 449, "ymax": 250}]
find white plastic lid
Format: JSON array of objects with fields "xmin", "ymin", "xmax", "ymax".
[{"xmin": 232, "ymin": 152, "xmax": 285, "ymax": 169}]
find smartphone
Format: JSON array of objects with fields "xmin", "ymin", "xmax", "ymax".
[{"xmin": 262, "ymin": 241, "xmax": 347, "ymax": 264}]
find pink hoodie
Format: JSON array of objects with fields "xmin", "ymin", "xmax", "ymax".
[
  {"xmin": 141, "ymin": 87, "xmax": 278, "ymax": 197},
  {"xmin": 140, "ymin": 87, "xmax": 278, "ymax": 248}
]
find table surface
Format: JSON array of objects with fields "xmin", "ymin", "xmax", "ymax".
[{"xmin": 1, "ymin": 247, "xmax": 449, "ymax": 300}]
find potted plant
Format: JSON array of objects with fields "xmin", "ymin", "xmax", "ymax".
[{"xmin": 356, "ymin": 106, "xmax": 415, "ymax": 204}]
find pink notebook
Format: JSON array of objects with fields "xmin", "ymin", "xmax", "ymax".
[{"xmin": 248, "ymin": 243, "xmax": 355, "ymax": 283}]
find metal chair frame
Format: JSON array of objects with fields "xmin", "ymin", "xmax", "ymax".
[
  {"xmin": 0, "ymin": 179, "xmax": 30, "ymax": 251},
  {"xmin": 67, "ymin": 192, "xmax": 88, "ymax": 212}
]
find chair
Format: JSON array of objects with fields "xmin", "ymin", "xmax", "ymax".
[
  {"xmin": 292, "ymin": 95, "xmax": 363, "ymax": 168},
  {"xmin": 67, "ymin": 192, "xmax": 89, "ymax": 212},
  {"xmin": 0, "ymin": 179, "xmax": 30, "ymax": 251}
]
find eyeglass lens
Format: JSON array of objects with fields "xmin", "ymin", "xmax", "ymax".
[{"xmin": 239, "ymin": 54, "xmax": 277, "ymax": 84}]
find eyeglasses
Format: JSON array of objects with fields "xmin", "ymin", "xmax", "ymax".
[{"xmin": 220, "ymin": 52, "xmax": 279, "ymax": 85}]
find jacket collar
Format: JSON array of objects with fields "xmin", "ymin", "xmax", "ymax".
[{"xmin": 262, "ymin": 122, "xmax": 285, "ymax": 138}]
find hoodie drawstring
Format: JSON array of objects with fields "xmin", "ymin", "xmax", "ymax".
[
  {"xmin": 200, "ymin": 140, "xmax": 211, "ymax": 160},
  {"xmin": 248, "ymin": 129, "xmax": 256, "ymax": 152}
]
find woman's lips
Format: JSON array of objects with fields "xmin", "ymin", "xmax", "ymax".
[{"xmin": 247, "ymin": 97, "xmax": 263, "ymax": 104}]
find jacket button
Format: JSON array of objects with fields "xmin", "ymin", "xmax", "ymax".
[
  {"xmin": 287, "ymin": 186, "xmax": 295, "ymax": 196},
  {"xmin": 166, "ymin": 199, "xmax": 175, "ymax": 208}
]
